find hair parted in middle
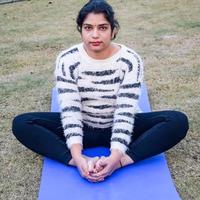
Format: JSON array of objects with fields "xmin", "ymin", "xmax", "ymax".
[{"xmin": 76, "ymin": 0, "xmax": 120, "ymax": 39}]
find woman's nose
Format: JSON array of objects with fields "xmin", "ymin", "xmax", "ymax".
[{"xmin": 91, "ymin": 29, "xmax": 99, "ymax": 38}]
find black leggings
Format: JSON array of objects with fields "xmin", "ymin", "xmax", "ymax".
[{"xmin": 12, "ymin": 110, "xmax": 189, "ymax": 165}]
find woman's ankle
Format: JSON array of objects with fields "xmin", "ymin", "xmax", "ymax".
[
  {"xmin": 68, "ymin": 158, "xmax": 76, "ymax": 166},
  {"xmin": 120, "ymin": 154, "xmax": 134, "ymax": 167}
]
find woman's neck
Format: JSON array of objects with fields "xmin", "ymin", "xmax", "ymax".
[{"xmin": 83, "ymin": 43, "xmax": 121, "ymax": 60}]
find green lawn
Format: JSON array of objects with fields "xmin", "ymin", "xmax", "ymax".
[{"xmin": 0, "ymin": 0, "xmax": 199, "ymax": 199}]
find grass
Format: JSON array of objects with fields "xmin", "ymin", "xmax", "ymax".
[{"xmin": 0, "ymin": 0, "xmax": 199, "ymax": 199}]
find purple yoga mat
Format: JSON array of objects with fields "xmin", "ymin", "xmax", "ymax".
[{"xmin": 38, "ymin": 83, "xmax": 181, "ymax": 200}]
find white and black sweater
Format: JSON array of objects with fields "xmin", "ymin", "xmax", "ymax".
[{"xmin": 54, "ymin": 43, "xmax": 143, "ymax": 154}]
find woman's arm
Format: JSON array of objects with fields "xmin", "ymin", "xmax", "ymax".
[
  {"xmin": 110, "ymin": 51, "xmax": 144, "ymax": 155},
  {"xmin": 70, "ymin": 143, "xmax": 83, "ymax": 158},
  {"xmin": 55, "ymin": 52, "xmax": 104, "ymax": 182},
  {"xmin": 92, "ymin": 51, "xmax": 144, "ymax": 179},
  {"xmin": 55, "ymin": 51, "xmax": 84, "ymax": 150}
]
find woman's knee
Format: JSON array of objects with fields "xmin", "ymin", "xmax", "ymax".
[
  {"xmin": 166, "ymin": 110, "xmax": 189, "ymax": 139},
  {"xmin": 12, "ymin": 113, "xmax": 32, "ymax": 138}
]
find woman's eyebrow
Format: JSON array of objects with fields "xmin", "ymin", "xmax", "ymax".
[
  {"xmin": 83, "ymin": 23, "xmax": 109, "ymax": 26},
  {"xmin": 82, "ymin": 23, "xmax": 93, "ymax": 26},
  {"xmin": 98, "ymin": 23, "xmax": 109, "ymax": 26}
]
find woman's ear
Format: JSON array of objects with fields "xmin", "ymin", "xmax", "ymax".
[{"xmin": 111, "ymin": 27, "xmax": 118, "ymax": 40}]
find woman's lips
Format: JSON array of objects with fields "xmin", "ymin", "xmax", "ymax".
[{"xmin": 90, "ymin": 42, "xmax": 102, "ymax": 46}]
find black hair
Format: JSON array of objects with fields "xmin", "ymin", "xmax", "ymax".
[{"xmin": 76, "ymin": 0, "xmax": 120, "ymax": 39}]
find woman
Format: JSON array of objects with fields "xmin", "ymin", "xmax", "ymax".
[{"xmin": 12, "ymin": 0, "xmax": 189, "ymax": 183}]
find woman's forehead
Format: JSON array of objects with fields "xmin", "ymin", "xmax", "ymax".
[{"xmin": 83, "ymin": 12, "xmax": 109, "ymax": 25}]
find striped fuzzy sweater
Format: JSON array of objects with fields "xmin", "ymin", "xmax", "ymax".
[{"xmin": 54, "ymin": 43, "xmax": 143, "ymax": 154}]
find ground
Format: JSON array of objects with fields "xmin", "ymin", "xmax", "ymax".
[{"xmin": 0, "ymin": 0, "xmax": 199, "ymax": 199}]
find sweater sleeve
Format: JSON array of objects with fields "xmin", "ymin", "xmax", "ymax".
[
  {"xmin": 54, "ymin": 52, "xmax": 83, "ymax": 149},
  {"xmin": 110, "ymin": 52, "xmax": 144, "ymax": 154}
]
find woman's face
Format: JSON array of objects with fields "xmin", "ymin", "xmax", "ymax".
[{"xmin": 81, "ymin": 12, "xmax": 114, "ymax": 55}]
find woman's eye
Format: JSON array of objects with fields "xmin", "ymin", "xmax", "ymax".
[
  {"xmin": 83, "ymin": 26, "xmax": 92, "ymax": 31},
  {"xmin": 99, "ymin": 26, "xmax": 107, "ymax": 31}
]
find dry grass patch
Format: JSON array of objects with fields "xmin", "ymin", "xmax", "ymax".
[{"xmin": 0, "ymin": 0, "xmax": 199, "ymax": 199}]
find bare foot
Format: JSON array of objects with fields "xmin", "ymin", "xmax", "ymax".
[
  {"xmin": 96, "ymin": 154, "xmax": 134, "ymax": 170},
  {"xmin": 84, "ymin": 156, "xmax": 99, "ymax": 173},
  {"xmin": 68, "ymin": 154, "xmax": 133, "ymax": 171},
  {"xmin": 68, "ymin": 155, "xmax": 99, "ymax": 173},
  {"xmin": 94, "ymin": 156, "xmax": 121, "ymax": 173}
]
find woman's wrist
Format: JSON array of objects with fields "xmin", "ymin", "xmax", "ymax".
[
  {"xmin": 110, "ymin": 149, "xmax": 123, "ymax": 161},
  {"xmin": 70, "ymin": 143, "xmax": 83, "ymax": 159}
]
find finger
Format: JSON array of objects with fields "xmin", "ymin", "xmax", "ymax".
[
  {"xmin": 87, "ymin": 160, "xmax": 94, "ymax": 173},
  {"xmin": 93, "ymin": 158, "xmax": 108, "ymax": 176},
  {"xmin": 81, "ymin": 165, "xmax": 89, "ymax": 178},
  {"xmin": 98, "ymin": 178, "xmax": 105, "ymax": 182},
  {"xmin": 97, "ymin": 157, "xmax": 107, "ymax": 167},
  {"xmin": 95, "ymin": 159, "xmax": 103, "ymax": 172},
  {"xmin": 96, "ymin": 166, "xmax": 104, "ymax": 173},
  {"xmin": 88, "ymin": 176, "xmax": 105, "ymax": 182},
  {"xmin": 87, "ymin": 169, "xmax": 106, "ymax": 181},
  {"xmin": 99, "ymin": 157, "xmax": 107, "ymax": 167},
  {"xmin": 87, "ymin": 174, "xmax": 104, "ymax": 182},
  {"xmin": 96, "ymin": 174, "xmax": 106, "ymax": 181},
  {"xmin": 93, "ymin": 166, "xmax": 109, "ymax": 177},
  {"xmin": 91, "ymin": 156, "xmax": 99, "ymax": 173},
  {"xmin": 92, "ymin": 168, "xmax": 107, "ymax": 177},
  {"xmin": 88, "ymin": 156, "xmax": 100, "ymax": 173}
]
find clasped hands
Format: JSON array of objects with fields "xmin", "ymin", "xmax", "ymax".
[{"xmin": 74, "ymin": 150, "xmax": 123, "ymax": 182}]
